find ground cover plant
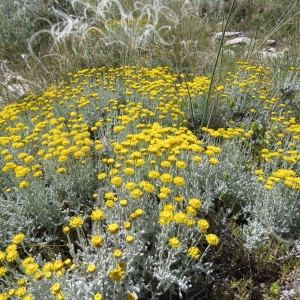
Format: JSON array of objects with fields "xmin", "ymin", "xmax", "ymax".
[{"xmin": 0, "ymin": 0, "xmax": 299, "ymax": 299}]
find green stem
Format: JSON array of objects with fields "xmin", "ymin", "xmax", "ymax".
[{"xmin": 200, "ymin": 0, "xmax": 237, "ymax": 129}]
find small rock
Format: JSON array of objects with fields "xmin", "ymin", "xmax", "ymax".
[
  {"xmin": 267, "ymin": 39, "xmax": 277, "ymax": 46},
  {"xmin": 213, "ymin": 31, "xmax": 244, "ymax": 40},
  {"xmin": 224, "ymin": 37, "xmax": 252, "ymax": 46}
]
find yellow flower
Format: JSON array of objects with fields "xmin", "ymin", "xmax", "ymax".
[
  {"xmin": 204, "ymin": 149, "xmax": 215, "ymax": 156},
  {"xmin": 34, "ymin": 272, "xmax": 44, "ymax": 281},
  {"xmin": 148, "ymin": 170, "xmax": 160, "ymax": 179},
  {"xmin": 63, "ymin": 226, "xmax": 70, "ymax": 234},
  {"xmin": 135, "ymin": 159, "xmax": 145, "ymax": 167},
  {"xmin": 58, "ymin": 155, "xmax": 68, "ymax": 162},
  {"xmin": 105, "ymin": 200, "xmax": 115, "ymax": 208},
  {"xmin": 206, "ymin": 234, "xmax": 220, "ymax": 246},
  {"xmin": 124, "ymin": 222, "xmax": 132, "ymax": 230},
  {"xmin": 130, "ymin": 212, "xmax": 137, "ymax": 220},
  {"xmin": 254, "ymin": 169, "xmax": 264, "ymax": 175},
  {"xmin": 127, "ymin": 293, "xmax": 138, "ymax": 300},
  {"xmin": 14, "ymin": 166, "xmax": 31, "ymax": 178},
  {"xmin": 91, "ymin": 236, "xmax": 104, "ymax": 247},
  {"xmin": 134, "ymin": 209, "xmax": 142, "ymax": 217},
  {"xmin": 168, "ymin": 237, "xmax": 181, "ymax": 248},
  {"xmin": 173, "ymin": 176, "xmax": 186, "ymax": 186},
  {"xmin": 114, "ymin": 249, "xmax": 123, "ymax": 258},
  {"xmin": 124, "ymin": 168, "xmax": 135, "ymax": 175},
  {"xmin": 0, "ymin": 251, "xmax": 5, "ymax": 261},
  {"xmin": 97, "ymin": 173, "xmax": 107, "ymax": 180},
  {"xmin": 15, "ymin": 286, "xmax": 26, "ymax": 297},
  {"xmin": 22, "ymin": 256, "xmax": 35, "ymax": 267},
  {"xmin": 0, "ymin": 266, "xmax": 7, "ymax": 277},
  {"xmin": 189, "ymin": 198, "xmax": 202, "ymax": 209},
  {"xmin": 57, "ymin": 167, "xmax": 67, "ymax": 173},
  {"xmin": 160, "ymin": 173, "xmax": 173, "ymax": 183},
  {"xmin": 94, "ymin": 294, "xmax": 103, "ymax": 300},
  {"xmin": 104, "ymin": 192, "xmax": 115, "ymax": 200},
  {"xmin": 125, "ymin": 182, "xmax": 136, "ymax": 190},
  {"xmin": 25, "ymin": 263, "xmax": 39, "ymax": 275},
  {"xmin": 159, "ymin": 210, "xmax": 173, "ymax": 225},
  {"xmin": 69, "ymin": 216, "xmax": 84, "ymax": 228},
  {"xmin": 109, "ymin": 269, "xmax": 124, "ymax": 281},
  {"xmin": 161, "ymin": 161, "xmax": 171, "ymax": 168},
  {"xmin": 126, "ymin": 236, "xmax": 134, "ymax": 243},
  {"xmin": 197, "ymin": 219, "xmax": 209, "ymax": 234},
  {"xmin": 209, "ymin": 158, "xmax": 220, "ymax": 164},
  {"xmin": 19, "ymin": 180, "xmax": 30, "ymax": 188},
  {"xmin": 188, "ymin": 246, "xmax": 201, "ymax": 259},
  {"xmin": 139, "ymin": 181, "xmax": 155, "ymax": 193},
  {"xmin": 130, "ymin": 188, "xmax": 143, "ymax": 198},
  {"xmin": 107, "ymin": 158, "xmax": 115, "ymax": 165},
  {"xmin": 6, "ymin": 250, "xmax": 18, "ymax": 262},
  {"xmin": 107, "ymin": 224, "xmax": 119, "ymax": 234},
  {"xmin": 6, "ymin": 244, "xmax": 17, "ymax": 252},
  {"xmin": 53, "ymin": 260, "xmax": 64, "ymax": 271},
  {"xmin": 51, "ymin": 283, "xmax": 61, "ymax": 295},
  {"xmin": 120, "ymin": 199, "xmax": 128, "ymax": 207},
  {"xmin": 174, "ymin": 212, "xmax": 188, "ymax": 224},
  {"xmin": 176, "ymin": 161, "xmax": 186, "ymax": 169},
  {"xmin": 113, "ymin": 125, "xmax": 126, "ymax": 133},
  {"xmin": 90, "ymin": 209, "xmax": 105, "ymax": 221},
  {"xmin": 87, "ymin": 264, "xmax": 97, "ymax": 273},
  {"xmin": 12, "ymin": 233, "xmax": 25, "ymax": 244},
  {"xmin": 186, "ymin": 205, "xmax": 197, "ymax": 216},
  {"xmin": 111, "ymin": 176, "xmax": 123, "ymax": 187},
  {"xmin": 174, "ymin": 194, "xmax": 184, "ymax": 202}
]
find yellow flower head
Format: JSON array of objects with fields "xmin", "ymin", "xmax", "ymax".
[
  {"xmin": 63, "ymin": 226, "xmax": 70, "ymax": 234},
  {"xmin": 51, "ymin": 283, "xmax": 61, "ymax": 295},
  {"xmin": 111, "ymin": 176, "xmax": 123, "ymax": 187},
  {"xmin": 206, "ymin": 234, "xmax": 220, "ymax": 246},
  {"xmin": 173, "ymin": 176, "xmax": 186, "ymax": 186},
  {"xmin": 97, "ymin": 173, "xmax": 107, "ymax": 180},
  {"xmin": 160, "ymin": 173, "xmax": 173, "ymax": 183},
  {"xmin": 0, "ymin": 266, "xmax": 8, "ymax": 277},
  {"xmin": 148, "ymin": 170, "xmax": 160, "ymax": 179},
  {"xmin": 12, "ymin": 233, "xmax": 25, "ymax": 244},
  {"xmin": 124, "ymin": 222, "xmax": 132, "ymax": 230},
  {"xmin": 6, "ymin": 250, "xmax": 18, "ymax": 262},
  {"xmin": 91, "ymin": 235, "xmax": 104, "ymax": 247},
  {"xmin": 188, "ymin": 246, "xmax": 201, "ymax": 259},
  {"xmin": 197, "ymin": 219, "xmax": 209, "ymax": 234},
  {"xmin": 109, "ymin": 269, "xmax": 124, "ymax": 281},
  {"xmin": 87, "ymin": 264, "xmax": 97, "ymax": 273},
  {"xmin": 130, "ymin": 188, "xmax": 143, "ymax": 199},
  {"xmin": 107, "ymin": 224, "xmax": 119, "ymax": 234},
  {"xmin": 114, "ymin": 249, "xmax": 123, "ymax": 258},
  {"xmin": 189, "ymin": 198, "xmax": 202, "ymax": 209},
  {"xmin": 69, "ymin": 216, "xmax": 84, "ymax": 228},
  {"xmin": 168, "ymin": 237, "xmax": 181, "ymax": 248},
  {"xmin": 90, "ymin": 209, "xmax": 105, "ymax": 221},
  {"xmin": 174, "ymin": 194, "xmax": 184, "ymax": 202},
  {"xmin": 174, "ymin": 212, "xmax": 188, "ymax": 224},
  {"xmin": 126, "ymin": 235, "xmax": 134, "ymax": 243},
  {"xmin": 120, "ymin": 199, "xmax": 128, "ymax": 207}
]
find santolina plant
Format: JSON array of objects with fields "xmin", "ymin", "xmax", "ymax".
[{"xmin": 0, "ymin": 64, "xmax": 299, "ymax": 298}]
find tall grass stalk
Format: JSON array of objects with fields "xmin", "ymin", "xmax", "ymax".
[{"xmin": 200, "ymin": 0, "xmax": 236, "ymax": 129}]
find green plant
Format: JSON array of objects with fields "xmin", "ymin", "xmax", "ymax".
[{"xmin": 269, "ymin": 282, "xmax": 280, "ymax": 298}]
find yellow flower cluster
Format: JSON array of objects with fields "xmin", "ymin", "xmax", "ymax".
[{"xmin": 0, "ymin": 65, "xmax": 236, "ymax": 298}]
